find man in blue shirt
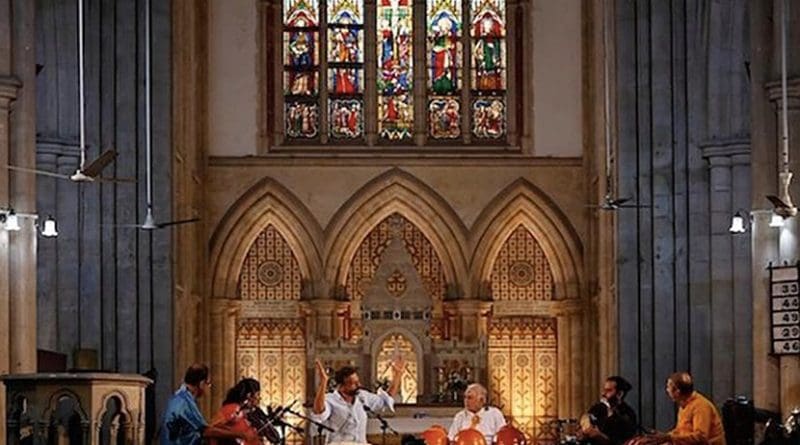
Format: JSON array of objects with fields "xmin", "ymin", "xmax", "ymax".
[{"xmin": 160, "ymin": 363, "xmax": 256, "ymax": 445}]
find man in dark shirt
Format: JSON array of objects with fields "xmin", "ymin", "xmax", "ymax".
[{"xmin": 579, "ymin": 376, "xmax": 639, "ymax": 445}]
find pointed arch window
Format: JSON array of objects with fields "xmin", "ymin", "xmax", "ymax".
[{"xmin": 275, "ymin": 0, "xmax": 516, "ymax": 147}]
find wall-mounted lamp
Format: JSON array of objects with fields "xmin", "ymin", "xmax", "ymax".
[
  {"xmin": 2, "ymin": 210, "xmax": 21, "ymax": 231},
  {"xmin": 770, "ymin": 212, "xmax": 786, "ymax": 228},
  {"xmin": 41, "ymin": 216, "xmax": 58, "ymax": 238},
  {"xmin": 0, "ymin": 208, "xmax": 58, "ymax": 237},
  {"xmin": 729, "ymin": 211, "xmax": 748, "ymax": 234}
]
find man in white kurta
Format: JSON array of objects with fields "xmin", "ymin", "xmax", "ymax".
[
  {"xmin": 310, "ymin": 359, "xmax": 405, "ymax": 444},
  {"xmin": 448, "ymin": 383, "xmax": 506, "ymax": 445}
]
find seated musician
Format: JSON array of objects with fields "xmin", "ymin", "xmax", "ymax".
[
  {"xmin": 210, "ymin": 378, "xmax": 265, "ymax": 445},
  {"xmin": 161, "ymin": 364, "xmax": 256, "ymax": 445},
  {"xmin": 633, "ymin": 372, "xmax": 725, "ymax": 445},
  {"xmin": 448, "ymin": 383, "xmax": 506, "ymax": 445},
  {"xmin": 310, "ymin": 358, "xmax": 405, "ymax": 444},
  {"xmin": 578, "ymin": 376, "xmax": 638, "ymax": 445}
]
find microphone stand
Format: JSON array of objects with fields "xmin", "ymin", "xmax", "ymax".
[
  {"xmin": 273, "ymin": 416, "xmax": 304, "ymax": 445},
  {"xmin": 364, "ymin": 406, "xmax": 398, "ymax": 445},
  {"xmin": 286, "ymin": 408, "xmax": 334, "ymax": 445}
]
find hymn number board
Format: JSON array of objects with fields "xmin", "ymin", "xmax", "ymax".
[{"xmin": 769, "ymin": 264, "xmax": 800, "ymax": 355}]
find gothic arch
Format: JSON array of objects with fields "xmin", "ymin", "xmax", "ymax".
[
  {"xmin": 369, "ymin": 327, "xmax": 426, "ymax": 402},
  {"xmin": 94, "ymin": 392, "xmax": 134, "ymax": 426},
  {"xmin": 210, "ymin": 177, "xmax": 324, "ymax": 298},
  {"xmin": 325, "ymin": 169, "xmax": 469, "ymax": 295},
  {"xmin": 41, "ymin": 389, "xmax": 89, "ymax": 423},
  {"xmin": 471, "ymin": 179, "xmax": 584, "ymax": 300}
]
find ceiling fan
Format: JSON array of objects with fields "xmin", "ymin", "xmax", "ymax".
[
  {"xmin": 589, "ymin": 193, "xmax": 651, "ymax": 211},
  {"xmin": 5, "ymin": 0, "xmax": 130, "ymax": 184},
  {"xmin": 111, "ymin": 0, "xmax": 197, "ymax": 231},
  {"xmin": 586, "ymin": 2, "xmax": 650, "ymax": 213}
]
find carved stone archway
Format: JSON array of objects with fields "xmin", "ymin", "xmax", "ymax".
[
  {"xmin": 208, "ymin": 178, "xmax": 322, "ymax": 407},
  {"xmin": 472, "ymin": 178, "xmax": 588, "ymax": 422}
]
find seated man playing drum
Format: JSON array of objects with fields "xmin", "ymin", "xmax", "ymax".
[{"xmin": 448, "ymin": 383, "xmax": 506, "ymax": 445}]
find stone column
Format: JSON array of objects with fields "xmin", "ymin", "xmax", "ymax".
[
  {"xmin": 209, "ymin": 298, "xmax": 240, "ymax": 409},
  {"xmin": 0, "ymin": 75, "xmax": 20, "ymax": 445},
  {"xmin": 5, "ymin": 0, "xmax": 37, "ymax": 376},
  {"xmin": 1, "ymin": 0, "xmax": 37, "ymax": 438},
  {"xmin": 555, "ymin": 300, "xmax": 584, "ymax": 418},
  {"xmin": 311, "ymin": 300, "xmax": 343, "ymax": 341},
  {"xmin": 452, "ymin": 300, "xmax": 482, "ymax": 342},
  {"xmin": 767, "ymin": 80, "xmax": 800, "ymax": 415},
  {"xmin": 702, "ymin": 140, "xmax": 751, "ymax": 401},
  {"xmin": 556, "ymin": 313, "xmax": 572, "ymax": 418}
]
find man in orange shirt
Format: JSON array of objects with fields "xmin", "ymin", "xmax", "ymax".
[{"xmin": 635, "ymin": 372, "xmax": 725, "ymax": 445}]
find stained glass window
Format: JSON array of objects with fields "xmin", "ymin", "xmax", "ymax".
[
  {"xmin": 328, "ymin": 0, "xmax": 364, "ymax": 139},
  {"xmin": 279, "ymin": 0, "xmax": 509, "ymax": 144},
  {"xmin": 470, "ymin": 0, "xmax": 506, "ymax": 139},
  {"xmin": 377, "ymin": 0, "xmax": 414, "ymax": 141},
  {"xmin": 284, "ymin": 0, "xmax": 320, "ymax": 139},
  {"xmin": 426, "ymin": 0, "xmax": 462, "ymax": 139}
]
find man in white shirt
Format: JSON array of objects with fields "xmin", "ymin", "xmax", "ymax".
[
  {"xmin": 310, "ymin": 359, "xmax": 405, "ymax": 444},
  {"xmin": 448, "ymin": 383, "xmax": 506, "ymax": 445}
]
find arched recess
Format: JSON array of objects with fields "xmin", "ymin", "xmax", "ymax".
[
  {"xmin": 325, "ymin": 168, "xmax": 469, "ymax": 296},
  {"xmin": 210, "ymin": 177, "xmax": 324, "ymax": 298},
  {"xmin": 369, "ymin": 327, "xmax": 426, "ymax": 403},
  {"xmin": 471, "ymin": 179, "xmax": 584, "ymax": 300}
]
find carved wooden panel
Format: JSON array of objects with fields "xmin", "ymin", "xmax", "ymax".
[
  {"xmin": 345, "ymin": 213, "xmax": 445, "ymax": 301},
  {"xmin": 239, "ymin": 225, "xmax": 302, "ymax": 300},
  {"xmin": 488, "ymin": 317, "xmax": 558, "ymax": 445},
  {"xmin": 490, "ymin": 225, "xmax": 554, "ymax": 301}
]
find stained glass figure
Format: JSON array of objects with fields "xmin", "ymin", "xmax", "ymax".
[
  {"xmin": 426, "ymin": 0, "xmax": 461, "ymax": 139},
  {"xmin": 328, "ymin": 0, "xmax": 364, "ymax": 139},
  {"xmin": 429, "ymin": 98, "xmax": 460, "ymax": 139},
  {"xmin": 377, "ymin": 0, "xmax": 414, "ymax": 141},
  {"xmin": 470, "ymin": 0, "xmax": 506, "ymax": 139},
  {"xmin": 284, "ymin": 0, "xmax": 320, "ymax": 139},
  {"xmin": 329, "ymin": 99, "xmax": 363, "ymax": 139},
  {"xmin": 471, "ymin": 98, "xmax": 505, "ymax": 139},
  {"xmin": 285, "ymin": 102, "xmax": 320, "ymax": 139}
]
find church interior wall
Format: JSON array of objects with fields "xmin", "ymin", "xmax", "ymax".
[
  {"xmin": 614, "ymin": 0, "xmax": 754, "ymax": 431},
  {"xmin": 206, "ymin": 0, "xmax": 584, "ymax": 157},
  {"xmin": 29, "ymin": 0, "xmax": 176, "ymax": 421}
]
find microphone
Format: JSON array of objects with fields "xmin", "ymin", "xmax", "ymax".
[{"xmin": 268, "ymin": 399, "xmax": 298, "ymax": 420}]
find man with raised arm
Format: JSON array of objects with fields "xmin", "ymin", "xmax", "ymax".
[{"xmin": 310, "ymin": 359, "xmax": 405, "ymax": 444}]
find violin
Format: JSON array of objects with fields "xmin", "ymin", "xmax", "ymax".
[
  {"xmin": 208, "ymin": 401, "xmax": 282, "ymax": 445},
  {"xmin": 244, "ymin": 403, "xmax": 282, "ymax": 445}
]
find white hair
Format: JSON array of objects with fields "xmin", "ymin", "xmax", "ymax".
[{"xmin": 465, "ymin": 383, "xmax": 488, "ymax": 402}]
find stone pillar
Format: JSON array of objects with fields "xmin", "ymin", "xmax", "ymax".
[
  {"xmin": 556, "ymin": 313, "xmax": 572, "ymax": 418},
  {"xmin": 452, "ymin": 300, "xmax": 482, "ymax": 342},
  {"xmin": 1, "ymin": 0, "xmax": 37, "ymax": 438},
  {"xmin": 702, "ymin": 140, "xmax": 751, "ymax": 401},
  {"xmin": 209, "ymin": 299, "xmax": 240, "ymax": 409},
  {"xmin": 767, "ymin": 81, "xmax": 800, "ymax": 415},
  {"xmin": 556, "ymin": 300, "xmax": 584, "ymax": 418},
  {"xmin": 731, "ymin": 152, "xmax": 753, "ymax": 394},
  {"xmin": 0, "ymin": 75, "xmax": 20, "ymax": 445},
  {"xmin": 311, "ymin": 300, "xmax": 342, "ymax": 341}
]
